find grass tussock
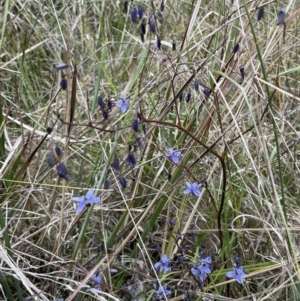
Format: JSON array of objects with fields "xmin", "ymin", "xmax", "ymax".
[{"xmin": 1, "ymin": 0, "xmax": 300, "ymax": 300}]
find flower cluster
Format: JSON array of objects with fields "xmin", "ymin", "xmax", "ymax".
[
  {"xmin": 191, "ymin": 256, "xmax": 212, "ymax": 282},
  {"xmin": 154, "ymin": 254, "xmax": 171, "ymax": 273}
]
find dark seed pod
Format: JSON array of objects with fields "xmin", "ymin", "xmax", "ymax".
[
  {"xmin": 132, "ymin": 117, "xmax": 139, "ymax": 132},
  {"xmin": 141, "ymin": 22, "xmax": 146, "ymax": 34},
  {"xmin": 104, "ymin": 180, "xmax": 110, "ymax": 189},
  {"xmin": 102, "ymin": 110, "xmax": 109, "ymax": 119},
  {"xmin": 233, "ymin": 43, "xmax": 239, "ymax": 53},
  {"xmin": 203, "ymin": 88, "xmax": 211, "ymax": 99},
  {"xmin": 185, "ymin": 91, "xmax": 191, "ymax": 103},
  {"xmin": 127, "ymin": 152, "xmax": 136, "ymax": 168},
  {"xmin": 138, "ymin": 6, "xmax": 143, "ymax": 18},
  {"xmin": 194, "ymin": 79, "xmax": 199, "ymax": 91},
  {"xmin": 131, "ymin": 7, "xmax": 138, "ymax": 22},
  {"xmin": 111, "ymin": 157, "xmax": 120, "ymax": 170},
  {"xmin": 60, "ymin": 78, "xmax": 67, "ymax": 90},
  {"xmin": 98, "ymin": 96, "xmax": 105, "ymax": 110},
  {"xmin": 277, "ymin": 7, "xmax": 286, "ymax": 25},
  {"xmin": 128, "ymin": 144, "xmax": 132, "ymax": 152},
  {"xmin": 119, "ymin": 176, "xmax": 127, "ymax": 188},
  {"xmin": 140, "ymin": 33, "xmax": 144, "ymax": 43},
  {"xmin": 57, "ymin": 162, "xmax": 70, "ymax": 181},
  {"xmin": 142, "ymin": 124, "xmax": 146, "ymax": 134},
  {"xmin": 156, "ymin": 36, "xmax": 161, "ymax": 49},
  {"xmin": 46, "ymin": 127, "xmax": 53, "ymax": 134},
  {"xmin": 46, "ymin": 152, "xmax": 55, "ymax": 167},
  {"xmin": 149, "ymin": 18, "xmax": 156, "ymax": 34},
  {"xmin": 123, "ymin": 0, "xmax": 128, "ymax": 13},
  {"xmin": 55, "ymin": 146, "xmax": 62, "ymax": 157},
  {"xmin": 168, "ymin": 173, "xmax": 172, "ymax": 181},
  {"xmin": 172, "ymin": 41, "xmax": 176, "ymax": 51},
  {"xmin": 160, "ymin": 0, "xmax": 165, "ymax": 12},
  {"xmin": 257, "ymin": 6, "xmax": 264, "ymax": 21},
  {"xmin": 107, "ymin": 100, "xmax": 112, "ymax": 110},
  {"xmin": 239, "ymin": 65, "xmax": 245, "ymax": 81}
]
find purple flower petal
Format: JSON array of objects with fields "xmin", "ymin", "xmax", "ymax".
[
  {"xmin": 72, "ymin": 196, "xmax": 84, "ymax": 203},
  {"xmin": 76, "ymin": 201, "xmax": 86, "ymax": 213}
]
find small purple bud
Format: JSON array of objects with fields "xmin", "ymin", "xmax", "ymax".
[
  {"xmin": 57, "ymin": 162, "xmax": 70, "ymax": 181},
  {"xmin": 172, "ymin": 41, "xmax": 176, "ymax": 51},
  {"xmin": 46, "ymin": 127, "xmax": 53, "ymax": 134},
  {"xmin": 233, "ymin": 43, "xmax": 239, "ymax": 54},
  {"xmin": 104, "ymin": 180, "xmax": 110, "ymax": 189},
  {"xmin": 234, "ymin": 256, "xmax": 241, "ymax": 267},
  {"xmin": 127, "ymin": 152, "xmax": 136, "ymax": 168},
  {"xmin": 132, "ymin": 117, "xmax": 139, "ymax": 132},
  {"xmin": 257, "ymin": 6, "xmax": 264, "ymax": 21},
  {"xmin": 185, "ymin": 91, "xmax": 191, "ymax": 103},
  {"xmin": 149, "ymin": 18, "xmax": 156, "ymax": 34},
  {"xmin": 55, "ymin": 146, "xmax": 62, "ymax": 157},
  {"xmin": 102, "ymin": 110, "xmax": 109, "ymax": 120},
  {"xmin": 107, "ymin": 100, "xmax": 112, "ymax": 110},
  {"xmin": 119, "ymin": 176, "xmax": 127, "ymax": 188},
  {"xmin": 160, "ymin": 0, "xmax": 165, "ymax": 12},
  {"xmin": 203, "ymin": 88, "xmax": 211, "ymax": 99},
  {"xmin": 60, "ymin": 78, "xmax": 67, "ymax": 90},
  {"xmin": 123, "ymin": 0, "xmax": 128, "ymax": 13},
  {"xmin": 141, "ymin": 22, "xmax": 146, "ymax": 34},
  {"xmin": 131, "ymin": 7, "xmax": 138, "ymax": 22},
  {"xmin": 140, "ymin": 33, "xmax": 144, "ymax": 43},
  {"xmin": 46, "ymin": 152, "xmax": 55, "ymax": 167},
  {"xmin": 277, "ymin": 7, "xmax": 286, "ymax": 25},
  {"xmin": 98, "ymin": 96, "xmax": 105, "ymax": 110},
  {"xmin": 111, "ymin": 157, "xmax": 120, "ymax": 171},
  {"xmin": 169, "ymin": 219, "xmax": 175, "ymax": 226},
  {"xmin": 156, "ymin": 36, "xmax": 161, "ymax": 49},
  {"xmin": 239, "ymin": 65, "xmax": 245, "ymax": 81},
  {"xmin": 155, "ymin": 245, "xmax": 161, "ymax": 253},
  {"xmin": 138, "ymin": 7, "xmax": 143, "ymax": 18},
  {"xmin": 194, "ymin": 79, "xmax": 199, "ymax": 91}
]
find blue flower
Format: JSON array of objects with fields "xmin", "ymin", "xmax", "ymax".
[
  {"xmin": 154, "ymin": 254, "xmax": 171, "ymax": 273},
  {"xmin": 165, "ymin": 148, "xmax": 181, "ymax": 164},
  {"xmin": 183, "ymin": 182, "xmax": 201, "ymax": 196},
  {"xmin": 91, "ymin": 273, "xmax": 102, "ymax": 285},
  {"xmin": 155, "ymin": 284, "xmax": 171, "ymax": 300},
  {"xmin": 191, "ymin": 257, "xmax": 212, "ymax": 282},
  {"xmin": 226, "ymin": 266, "xmax": 246, "ymax": 284},
  {"xmin": 71, "ymin": 188, "xmax": 101, "ymax": 213},
  {"xmin": 115, "ymin": 92, "xmax": 131, "ymax": 113}
]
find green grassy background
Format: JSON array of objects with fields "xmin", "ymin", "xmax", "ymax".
[{"xmin": 1, "ymin": 0, "xmax": 300, "ymax": 300}]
